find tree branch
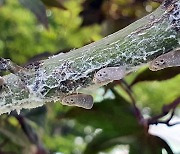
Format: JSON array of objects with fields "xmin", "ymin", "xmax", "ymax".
[{"xmin": 0, "ymin": 0, "xmax": 180, "ymax": 115}]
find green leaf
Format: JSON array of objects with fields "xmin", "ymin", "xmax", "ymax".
[
  {"xmin": 129, "ymin": 134, "xmax": 173, "ymax": 154},
  {"xmin": 132, "ymin": 75, "xmax": 180, "ymax": 113},
  {"xmin": 65, "ymin": 93, "xmax": 140, "ymax": 136}
]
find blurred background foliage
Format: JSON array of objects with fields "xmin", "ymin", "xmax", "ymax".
[{"xmin": 0, "ymin": 0, "xmax": 180, "ymax": 154}]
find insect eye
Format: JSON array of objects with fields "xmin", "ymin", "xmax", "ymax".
[
  {"xmin": 159, "ymin": 59, "xmax": 165, "ymax": 64},
  {"xmin": 160, "ymin": 59, "xmax": 164, "ymax": 62},
  {"xmin": 155, "ymin": 59, "xmax": 165, "ymax": 66}
]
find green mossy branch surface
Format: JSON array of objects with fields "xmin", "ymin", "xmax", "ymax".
[{"xmin": 0, "ymin": 0, "xmax": 180, "ymax": 115}]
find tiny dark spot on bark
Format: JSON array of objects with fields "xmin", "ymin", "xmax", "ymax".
[
  {"xmin": 25, "ymin": 61, "xmax": 42, "ymax": 70},
  {"xmin": 164, "ymin": 0, "xmax": 174, "ymax": 8}
]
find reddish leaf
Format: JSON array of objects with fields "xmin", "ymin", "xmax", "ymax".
[
  {"xmin": 0, "ymin": 0, "xmax": 5, "ymax": 6},
  {"xmin": 19, "ymin": 0, "xmax": 48, "ymax": 29},
  {"xmin": 41, "ymin": 0, "xmax": 67, "ymax": 10},
  {"xmin": 131, "ymin": 67, "xmax": 180, "ymax": 86}
]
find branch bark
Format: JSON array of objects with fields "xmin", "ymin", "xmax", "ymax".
[{"xmin": 0, "ymin": 0, "xmax": 180, "ymax": 115}]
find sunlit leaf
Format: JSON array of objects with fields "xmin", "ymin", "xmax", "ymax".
[{"xmin": 132, "ymin": 75, "xmax": 180, "ymax": 113}]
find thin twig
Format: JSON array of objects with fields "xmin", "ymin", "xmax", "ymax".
[
  {"xmin": 148, "ymin": 97, "xmax": 180, "ymax": 126},
  {"xmin": 118, "ymin": 80, "xmax": 145, "ymax": 125}
]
